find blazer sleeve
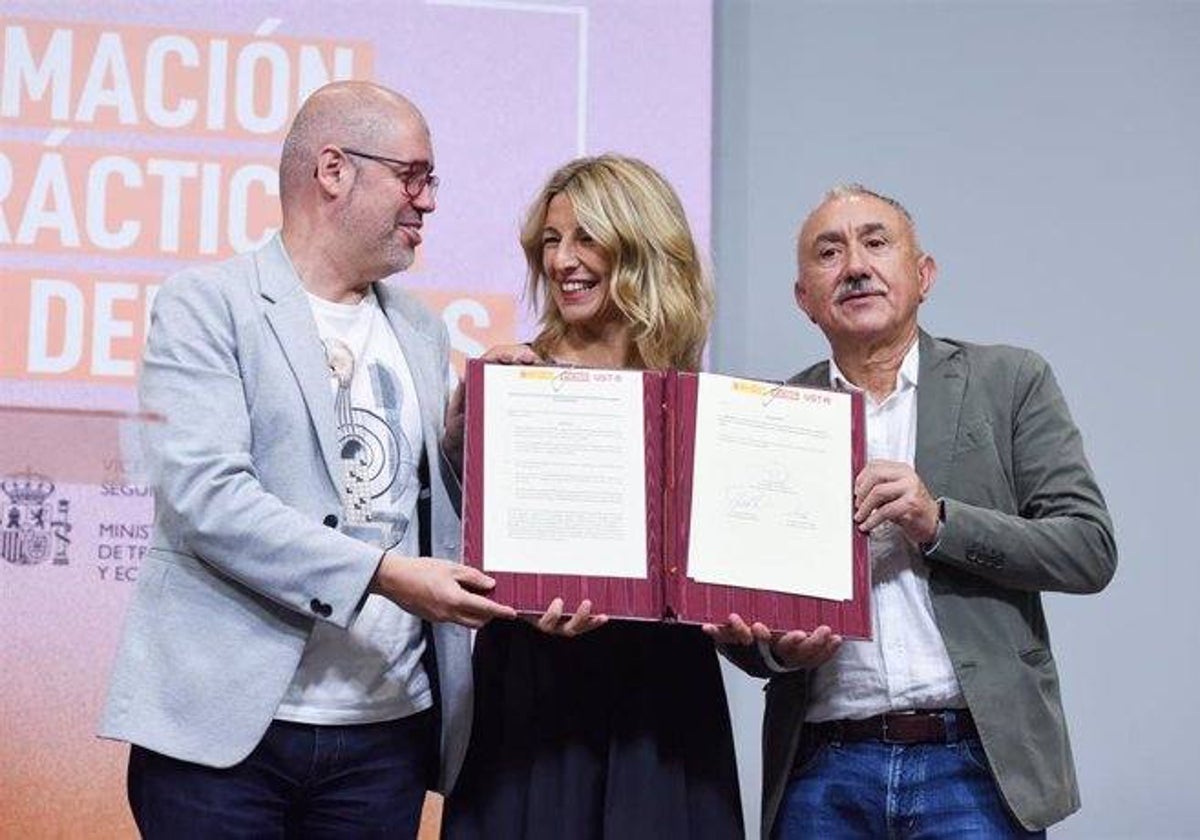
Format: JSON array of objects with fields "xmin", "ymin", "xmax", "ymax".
[
  {"xmin": 928, "ymin": 351, "xmax": 1117, "ymax": 594},
  {"xmin": 141, "ymin": 271, "xmax": 382, "ymax": 628}
]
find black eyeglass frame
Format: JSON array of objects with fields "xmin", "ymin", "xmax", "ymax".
[{"xmin": 340, "ymin": 146, "xmax": 439, "ymax": 200}]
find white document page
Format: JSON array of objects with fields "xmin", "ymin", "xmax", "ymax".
[
  {"xmin": 481, "ymin": 365, "xmax": 647, "ymax": 578},
  {"xmin": 687, "ymin": 374, "xmax": 853, "ymax": 599}
]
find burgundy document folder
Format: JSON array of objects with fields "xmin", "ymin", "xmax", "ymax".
[{"xmin": 461, "ymin": 361, "xmax": 871, "ymax": 638}]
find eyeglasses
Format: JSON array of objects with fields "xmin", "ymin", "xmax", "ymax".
[{"xmin": 341, "ymin": 147, "xmax": 439, "ymax": 200}]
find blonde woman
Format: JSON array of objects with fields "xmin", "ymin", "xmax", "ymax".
[{"xmin": 443, "ymin": 155, "xmax": 743, "ymax": 839}]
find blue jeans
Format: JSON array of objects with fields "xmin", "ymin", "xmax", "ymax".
[
  {"xmin": 775, "ymin": 730, "xmax": 1044, "ymax": 839},
  {"xmin": 128, "ymin": 711, "xmax": 435, "ymax": 839}
]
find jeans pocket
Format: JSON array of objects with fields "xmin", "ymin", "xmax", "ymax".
[{"xmin": 956, "ymin": 737, "xmax": 993, "ymax": 774}]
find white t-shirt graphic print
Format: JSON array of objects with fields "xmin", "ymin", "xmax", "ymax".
[{"xmin": 275, "ymin": 288, "xmax": 431, "ymax": 725}]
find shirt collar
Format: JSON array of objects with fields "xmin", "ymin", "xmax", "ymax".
[{"xmin": 828, "ymin": 338, "xmax": 920, "ymax": 395}]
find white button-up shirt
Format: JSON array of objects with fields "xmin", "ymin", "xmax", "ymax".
[{"xmin": 804, "ymin": 340, "xmax": 965, "ymax": 722}]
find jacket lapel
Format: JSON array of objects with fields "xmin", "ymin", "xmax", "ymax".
[
  {"xmin": 790, "ymin": 335, "xmax": 964, "ymax": 497},
  {"xmin": 787, "ymin": 360, "xmax": 830, "ymax": 389},
  {"xmin": 374, "ymin": 282, "xmax": 442, "ymax": 456},
  {"xmin": 257, "ymin": 236, "xmax": 343, "ymax": 487},
  {"xmin": 914, "ymin": 330, "xmax": 966, "ymax": 499}
]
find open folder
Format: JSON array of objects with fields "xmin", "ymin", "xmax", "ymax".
[{"xmin": 461, "ymin": 361, "xmax": 871, "ymax": 638}]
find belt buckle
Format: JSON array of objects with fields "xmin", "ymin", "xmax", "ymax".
[{"xmin": 880, "ymin": 715, "xmax": 899, "ymax": 744}]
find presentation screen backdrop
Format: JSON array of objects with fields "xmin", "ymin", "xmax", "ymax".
[{"xmin": 0, "ymin": 1, "xmax": 712, "ymax": 833}]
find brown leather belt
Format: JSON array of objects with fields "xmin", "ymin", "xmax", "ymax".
[{"xmin": 807, "ymin": 709, "xmax": 977, "ymax": 744}]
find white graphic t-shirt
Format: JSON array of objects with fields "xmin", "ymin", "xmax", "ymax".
[{"xmin": 274, "ymin": 288, "xmax": 431, "ymax": 724}]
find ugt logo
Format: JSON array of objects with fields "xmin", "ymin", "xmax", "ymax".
[{"xmin": 1, "ymin": 470, "xmax": 72, "ymax": 566}]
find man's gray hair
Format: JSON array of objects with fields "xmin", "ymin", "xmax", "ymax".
[
  {"xmin": 823, "ymin": 183, "xmax": 915, "ymax": 228},
  {"xmin": 796, "ymin": 184, "xmax": 924, "ymax": 282}
]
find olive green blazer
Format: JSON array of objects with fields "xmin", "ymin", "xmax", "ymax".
[{"xmin": 727, "ymin": 330, "xmax": 1116, "ymax": 836}]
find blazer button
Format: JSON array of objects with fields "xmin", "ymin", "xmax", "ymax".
[
  {"xmin": 323, "ymin": 514, "xmax": 338, "ymax": 528},
  {"xmin": 310, "ymin": 598, "xmax": 332, "ymax": 617}
]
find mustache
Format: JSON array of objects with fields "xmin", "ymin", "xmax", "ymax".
[{"xmin": 834, "ymin": 274, "xmax": 885, "ymax": 302}]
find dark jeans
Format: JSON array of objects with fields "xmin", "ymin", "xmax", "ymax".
[
  {"xmin": 775, "ymin": 729, "xmax": 1044, "ymax": 839},
  {"xmin": 128, "ymin": 710, "xmax": 435, "ymax": 839}
]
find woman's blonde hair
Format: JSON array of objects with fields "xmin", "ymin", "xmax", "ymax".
[{"xmin": 521, "ymin": 154, "xmax": 712, "ymax": 371}]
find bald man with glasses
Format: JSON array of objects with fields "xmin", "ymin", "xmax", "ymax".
[{"xmin": 100, "ymin": 81, "xmax": 515, "ymax": 838}]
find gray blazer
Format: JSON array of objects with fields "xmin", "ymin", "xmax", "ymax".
[
  {"xmin": 99, "ymin": 235, "xmax": 473, "ymax": 793},
  {"xmin": 726, "ymin": 330, "xmax": 1116, "ymax": 836}
]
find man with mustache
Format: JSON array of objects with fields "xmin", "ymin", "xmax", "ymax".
[
  {"xmin": 718, "ymin": 185, "xmax": 1116, "ymax": 838},
  {"xmin": 100, "ymin": 81, "xmax": 515, "ymax": 837}
]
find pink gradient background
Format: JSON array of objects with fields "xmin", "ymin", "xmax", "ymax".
[{"xmin": 0, "ymin": 2, "xmax": 712, "ymax": 835}]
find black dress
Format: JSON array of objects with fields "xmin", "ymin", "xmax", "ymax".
[{"xmin": 442, "ymin": 619, "xmax": 744, "ymax": 839}]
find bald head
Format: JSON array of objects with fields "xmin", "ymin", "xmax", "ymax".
[{"xmin": 279, "ymin": 81, "xmax": 429, "ymax": 208}]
